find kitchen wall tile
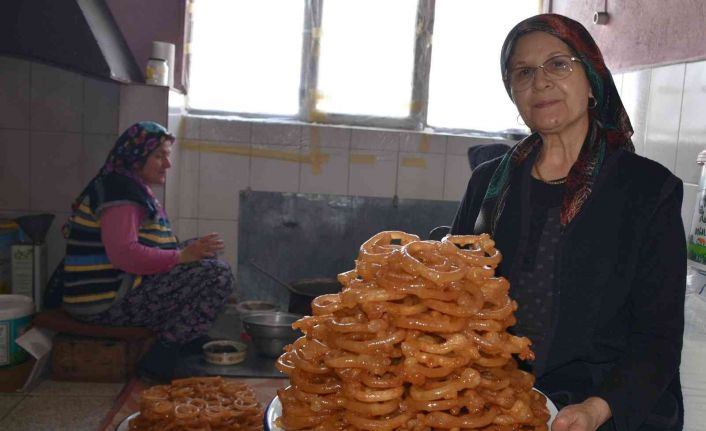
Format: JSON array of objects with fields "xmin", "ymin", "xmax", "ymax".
[
  {"xmin": 168, "ymin": 90, "xmax": 186, "ymax": 111},
  {"xmin": 621, "ymin": 69, "xmax": 652, "ymax": 156},
  {"xmin": 200, "ymin": 118, "xmax": 251, "ymax": 143},
  {"xmin": 299, "ymin": 147, "xmax": 349, "ymax": 195},
  {"xmin": 446, "ymin": 136, "xmax": 507, "ymax": 156},
  {"xmin": 180, "ymin": 115, "xmax": 201, "ymax": 139},
  {"xmin": 198, "ymin": 143, "xmax": 250, "ymax": 219},
  {"xmin": 164, "ymin": 139, "xmax": 181, "ymax": 220},
  {"xmin": 400, "ymin": 132, "xmax": 447, "ymax": 154},
  {"xmin": 176, "ymin": 218, "xmax": 199, "ymax": 242},
  {"xmin": 348, "ymin": 150, "xmax": 397, "ymax": 198},
  {"xmin": 303, "ymin": 125, "xmax": 351, "ymax": 149},
  {"xmin": 351, "ymin": 128, "xmax": 399, "ymax": 152},
  {"xmin": 30, "ymin": 63, "xmax": 83, "ymax": 133},
  {"xmin": 675, "ymin": 61, "xmax": 706, "ymax": 184},
  {"xmin": 80, "ymin": 134, "xmax": 114, "ymax": 185},
  {"xmin": 682, "ymin": 183, "xmax": 699, "ymax": 236},
  {"xmin": 644, "ymin": 63, "xmax": 686, "ymax": 172},
  {"xmin": 168, "ymin": 113, "xmax": 184, "ymax": 137},
  {"xmin": 198, "ymin": 219, "xmax": 238, "ymax": 271},
  {"xmin": 30, "ymin": 132, "xmax": 83, "ymax": 212},
  {"xmin": 178, "ymin": 145, "xmax": 200, "ymax": 218},
  {"xmin": 250, "ymin": 144, "xmax": 301, "ymax": 193},
  {"xmin": 0, "ymin": 56, "xmax": 30, "ymax": 129},
  {"xmin": 118, "ymin": 84, "xmax": 169, "ymax": 132},
  {"xmin": 396, "ymin": 153, "xmax": 445, "ymax": 200},
  {"xmin": 251, "ymin": 122, "xmax": 301, "ymax": 146},
  {"xmin": 444, "ymin": 154, "xmax": 472, "ymax": 202},
  {"xmin": 83, "ymin": 77, "xmax": 119, "ymax": 134},
  {"xmin": 0, "ymin": 129, "xmax": 30, "ymax": 210}
]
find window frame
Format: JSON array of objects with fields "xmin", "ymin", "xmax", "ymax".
[{"xmin": 186, "ymin": 0, "xmax": 528, "ymax": 139}]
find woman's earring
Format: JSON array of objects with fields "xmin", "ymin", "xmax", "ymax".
[
  {"xmin": 588, "ymin": 96, "xmax": 598, "ymax": 109},
  {"xmin": 517, "ymin": 114, "xmax": 526, "ymax": 126}
]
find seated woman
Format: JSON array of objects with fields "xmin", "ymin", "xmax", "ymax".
[{"xmin": 61, "ymin": 121, "xmax": 233, "ymax": 381}]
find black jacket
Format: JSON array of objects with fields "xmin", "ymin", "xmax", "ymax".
[{"xmin": 451, "ymin": 148, "xmax": 686, "ymax": 431}]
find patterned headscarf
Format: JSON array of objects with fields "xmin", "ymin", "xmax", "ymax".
[
  {"xmin": 485, "ymin": 13, "xmax": 634, "ymax": 231},
  {"xmin": 71, "ymin": 122, "xmax": 175, "ymax": 216}
]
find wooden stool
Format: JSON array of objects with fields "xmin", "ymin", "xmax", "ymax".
[{"xmin": 33, "ymin": 310, "xmax": 155, "ymax": 382}]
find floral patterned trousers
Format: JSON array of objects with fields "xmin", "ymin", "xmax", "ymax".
[{"xmin": 81, "ymin": 258, "xmax": 234, "ymax": 344}]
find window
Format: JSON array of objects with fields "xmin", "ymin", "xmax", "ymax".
[
  {"xmin": 187, "ymin": 0, "xmax": 539, "ymax": 134},
  {"xmin": 188, "ymin": 0, "xmax": 304, "ymax": 115},
  {"xmin": 427, "ymin": 0, "xmax": 537, "ymax": 133},
  {"xmin": 316, "ymin": 0, "xmax": 417, "ymax": 118}
]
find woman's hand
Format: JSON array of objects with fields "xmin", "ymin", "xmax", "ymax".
[
  {"xmin": 178, "ymin": 233, "xmax": 225, "ymax": 264},
  {"xmin": 552, "ymin": 397, "xmax": 611, "ymax": 431}
]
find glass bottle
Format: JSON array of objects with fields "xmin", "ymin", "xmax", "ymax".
[{"xmin": 145, "ymin": 58, "xmax": 168, "ymax": 86}]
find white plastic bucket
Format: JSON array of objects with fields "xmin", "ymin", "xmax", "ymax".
[{"xmin": 0, "ymin": 295, "xmax": 34, "ymax": 367}]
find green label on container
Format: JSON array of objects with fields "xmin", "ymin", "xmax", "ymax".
[
  {"xmin": 688, "ymin": 190, "xmax": 706, "ymax": 263},
  {"xmin": 0, "ymin": 315, "xmax": 31, "ymax": 367}
]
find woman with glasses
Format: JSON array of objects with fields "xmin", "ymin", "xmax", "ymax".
[{"xmin": 451, "ymin": 14, "xmax": 685, "ymax": 431}]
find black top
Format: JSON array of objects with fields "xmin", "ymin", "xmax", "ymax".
[
  {"xmin": 512, "ymin": 178, "xmax": 564, "ymax": 375},
  {"xmin": 451, "ymin": 149, "xmax": 686, "ymax": 431}
]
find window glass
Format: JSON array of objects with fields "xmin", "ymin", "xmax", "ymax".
[
  {"xmin": 188, "ymin": 0, "xmax": 305, "ymax": 115},
  {"xmin": 315, "ymin": 0, "xmax": 418, "ymax": 117},
  {"xmin": 427, "ymin": 0, "xmax": 538, "ymax": 132}
]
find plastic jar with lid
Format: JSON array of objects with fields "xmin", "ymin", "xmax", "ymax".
[{"xmin": 145, "ymin": 57, "xmax": 168, "ymax": 86}]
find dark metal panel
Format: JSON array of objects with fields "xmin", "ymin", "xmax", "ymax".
[{"xmin": 237, "ymin": 190, "xmax": 459, "ymax": 309}]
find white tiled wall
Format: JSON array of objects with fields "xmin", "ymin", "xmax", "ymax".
[
  {"xmin": 675, "ymin": 61, "xmax": 706, "ymax": 185},
  {"xmin": 299, "ymin": 146, "xmax": 349, "ymax": 195},
  {"xmin": 613, "ymin": 59, "xmax": 706, "ymax": 235},
  {"xmin": 169, "ymin": 59, "xmax": 706, "ymax": 273},
  {"xmin": 620, "ymin": 69, "xmax": 652, "ymax": 156},
  {"xmin": 250, "ymin": 144, "xmax": 301, "ymax": 193},
  {"xmin": 29, "ymin": 131, "xmax": 83, "ymax": 213},
  {"xmin": 200, "ymin": 145, "xmax": 250, "ymax": 218},
  {"xmin": 169, "ymin": 117, "xmax": 509, "ymax": 270},
  {"xmin": 0, "ymin": 55, "xmax": 168, "ymax": 274},
  {"xmin": 0, "ymin": 57, "xmax": 30, "ymax": 129},
  {"xmin": 3, "ymin": 54, "xmax": 706, "ymax": 277},
  {"xmin": 642, "ymin": 64, "xmax": 686, "ymax": 172}
]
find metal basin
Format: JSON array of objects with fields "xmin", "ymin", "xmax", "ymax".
[
  {"xmin": 288, "ymin": 278, "xmax": 341, "ymax": 315},
  {"xmin": 241, "ymin": 312, "xmax": 303, "ymax": 358},
  {"xmin": 236, "ymin": 300, "xmax": 278, "ymax": 318}
]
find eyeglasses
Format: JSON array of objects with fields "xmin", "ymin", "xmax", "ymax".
[{"xmin": 506, "ymin": 55, "xmax": 583, "ymax": 91}]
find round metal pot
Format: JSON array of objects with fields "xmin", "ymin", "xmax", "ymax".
[
  {"xmin": 241, "ymin": 312, "xmax": 303, "ymax": 358},
  {"xmin": 287, "ymin": 278, "xmax": 341, "ymax": 315}
]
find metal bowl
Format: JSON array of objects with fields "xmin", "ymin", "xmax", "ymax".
[
  {"xmin": 202, "ymin": 340, "xmax": 247, "ymax": 365},
  {"xmin": 241, "ymin": 312, "xmax": 303, "ymax": 358},
  {"xmin": 236, "ymin": 300, "xmax": 278, "ymax": 317}
]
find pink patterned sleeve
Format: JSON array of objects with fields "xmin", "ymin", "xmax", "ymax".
[{"xmin": 100, "ymin": 204, "xmax": 180, "ymax": 275}]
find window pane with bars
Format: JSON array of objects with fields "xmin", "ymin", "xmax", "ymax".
[
  {"xmin": 427, "ymin": 0, "xmax": 538, "ymax": 132},
  {"xmin": 188, "ymin": 0, "xmax": 305, "ymax": 115},
  {"xmin": 315, "ymin": 0, "xmax": 418, "ymax": 118}
]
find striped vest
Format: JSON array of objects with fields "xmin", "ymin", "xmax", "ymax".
[{"xmin": 62, "ymin": 198, "xmax": 178, "ymax": 315}]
